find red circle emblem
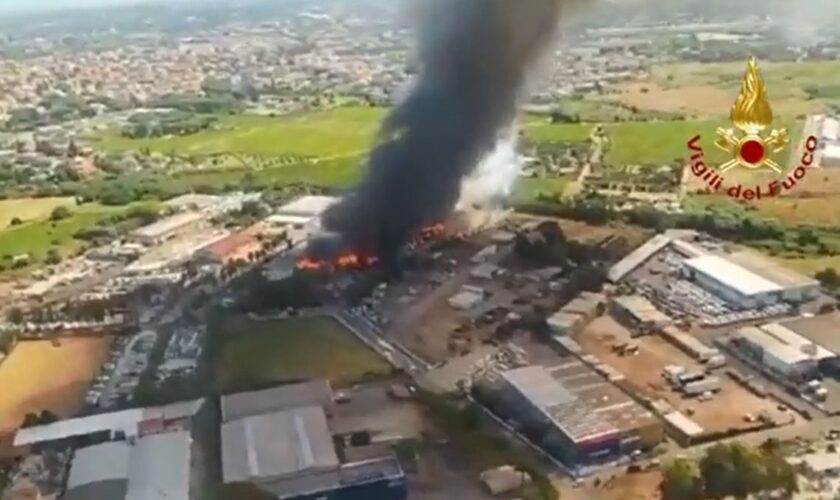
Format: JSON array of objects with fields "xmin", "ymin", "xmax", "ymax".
[{"xmin": 740, "ymin": 140, "xmax": 765, "ymax": 164}]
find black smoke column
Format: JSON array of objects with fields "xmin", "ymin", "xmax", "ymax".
[{"xmin": 318, "ymin": 0, "xmax": 587, "ymax": 270}]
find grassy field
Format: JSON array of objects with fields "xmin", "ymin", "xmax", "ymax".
[
  {"xmin": 215, "ymin": 316, "xmax": 391, "ymax": 391},
  {"xmin": 526, "ymin": 118, "xmax": 808, "ymax": 166},
  {"xmin": 94, "ymin": 106, "xmax": 386, "ymax": 157},
  {"xmin": 0, "ymin": 197, "xmax": 77, "ymax": 229},
  {"xmin": 0, "ymin": 338, "xmax": 110, "ymax": 433},
  {"xmin": 613, "ymin": 60, "xmax": 840, "ymax": 119},
  {"xmin": 0, "ymin": 201, "xmax": 144, "ymax": 267}
]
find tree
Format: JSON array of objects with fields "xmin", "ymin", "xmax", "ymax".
[
  {"xmin": 816, "ymin": 268, "xmax": 840, "ymax": 290},
  {"xmin": 6, "ymin": 308, "xmax": 23, "ymax": 325},
  {"xmin": 660, "ymin": 459, "xmax": 703, "ymax": 500},
  {"xmin": 729, "ymin": 443, "xmax": 765, "ymax": 499},
  {"xmin": 8, "ymin": 217, "xmax": 22, "ymax": 227},
  {"xmin": 49, "ymin": 206, "xmax": 72, "ymax": 221},
  {"xmin": 700, "ymin": 444, "xmax": 737, "ymax": 499},
  {"xmin": 45, "ymin": 248, "xmax": 62, "ymax": 265}
]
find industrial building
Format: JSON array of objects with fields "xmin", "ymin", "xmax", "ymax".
[
  {"xmin": 14, "ymin": 399, "xmax": 205, "ymax": 448},
  {"xmin": 660, "ymin": 326, "xmax": 720, "ymax": 362},
  {"xmin": 607, "ymin": 234, "xmax": 671, "ymax": 282},
  {"xmin": 609, "ymin": 295, "xmax": 672, "ymax": 335},
  {"xmin": 772, "ymin": 313, "xmax": 840, "ymax": 376},
  {"xmin": 492, "ymin": 363, "xmax": 662, "ymax": 467},
  {"xmin": 130, "ymin": 211, "xmax": 205, "ymax": 245},
  {"xmin": 731, "ymin": 322, "xmax": 836, "ymax": 381},
  {"xmin": 608, "ymin": 232, "xmax": 820, "ymax": 309},
  {"xmin": 683, "ymin": 255, "xmax": 783, "ymax": 308},
  {"xmin": 266, "ymin": 195, "xmax": 338, "ymax": 231},
  {"xmin": 547, "ymin": 291, "xmax": 605, "ymax": 336},
  {"xmin": 815, "ymin": 114, "xmax": 840, "ymax": 167},
  {"xmin": 63, "ymin": 431, "xmax": 191, "ymax": 500},
  {"xmin": 220, "ymin": 381, "xmax": 407, "ymax": 500}
]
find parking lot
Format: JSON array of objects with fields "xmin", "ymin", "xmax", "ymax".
[
  {"xmin": 86, "ymin": 330, "xmax": 157, "ymax": 409},
  {"xmin": 628, "ymin": 248, "xmax": 793, "ymax": 326},
  {"xmin": 575, "ymin": 316, "xmax": 797, "ymax": 435}
]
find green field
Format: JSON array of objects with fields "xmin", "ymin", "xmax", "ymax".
[
  {"xmin": 656, "ymin": 60, "xmax": 840, "ymax": 94},
  {"xmin": 215, "ymin": 316, "xmax": 391, "ymax": 391},
  {"xmin": 0, "ymin": 197, "xmax": 78, "ymax": 229},
  {"xmin": 0, "ymin": 202, "xmax": 146, "ymax": 269},
  {"xmin": 94, "ymin": 106, "xmax": 386, "ymax": 157}
]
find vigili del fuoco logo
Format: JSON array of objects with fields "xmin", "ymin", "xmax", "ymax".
[{"xmin": 686, "ymin": 57, "xmax": 819, "ymax": 200}]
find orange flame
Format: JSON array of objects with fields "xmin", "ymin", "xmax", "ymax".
[{"xmin": 730, "ymin": 57, "xmax": 773, "ymax": 134}]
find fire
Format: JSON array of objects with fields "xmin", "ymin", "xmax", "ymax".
[
  {"xmin": 420, "ymin": 223, "xmax": 446, "ymax": 239},
  {"xmin": 296, "ymin": 257, "xmax": 325, "ymax": 270},
  {"xmin": 296, "ymin": 251, "xmax": 378, "ymax": 271}
]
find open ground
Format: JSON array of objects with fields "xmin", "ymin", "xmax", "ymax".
[
  {"xmin": 0, "ymin": 197, "xmax": 76, "ymax": 229},
  {"xmin": 0, "ymin": 201, "xmax": 146, "ymax": 275},
  {"xmin": 575, "ymin": 316, "xmax": 794, "ymax": 434},
  {"xmin": 610, "ymin": 60, "xmax": 840, "ymax": 118},
  {"xmin": 93, "ymin": 106, "xmax": 386, "ymax": 157},
  {"xmin": 559, "ymin": 471, "xmax": 662, "ymax": 500},
  {"xmin": 0, "ymin": 338, "xmax": 111, "ymax": 433},
  {"xmin": 214, "ymin": 315, "xmax": 391, "ymax": 392}
]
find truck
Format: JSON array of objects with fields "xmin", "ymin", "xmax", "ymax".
[
  {"xmin": 677, "ymin": 371, "xmax": 706, "ymax": 386},
  {"xmin": 705, "ymin": 354, "xmax": 726, "ymax": 370},
  {"xmin": 683, "ymin": 376, "xmax": 722, "ymax": 396}
]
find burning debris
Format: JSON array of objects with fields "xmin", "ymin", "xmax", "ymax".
[
  {"xmin": 311, "ymin": 0, "xmax": 590, "ymax": 272},
  {"xmin": 297, "ymin": 223, "xmax": 447, "ymax": 271}
]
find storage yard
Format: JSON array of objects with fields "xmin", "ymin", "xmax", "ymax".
[{"xmin": 575, "ymin": 316, "xmax": 795, "ymax": 435}]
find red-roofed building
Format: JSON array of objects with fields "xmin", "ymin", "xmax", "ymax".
[{"xmin": 198, "ymin": 225, "xmax": 266, "ymax": 265}]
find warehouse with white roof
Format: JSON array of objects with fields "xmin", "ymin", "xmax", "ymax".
[
  {"xmin": 732, "ymin": 323, "xmax": 836, "ymax": 381},
  {"xmin": 683, "ymin": 255, "xmax": 787, "ymax": 309},
  {"xmin": 63, "ymin": 431, "xmax": 192, "ymax": 500}
]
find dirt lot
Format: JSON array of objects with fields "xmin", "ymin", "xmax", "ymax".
[
  {"xmin": 575, "ymin": 316, "xmax": 793, "ymax": 434},
  {"xmin": 0, "ymin": 337, "xmax": 110, "ymax": 433},
  {"xmin": 559, "ymin": 471, "xmax": 662, "ymax": 500}
]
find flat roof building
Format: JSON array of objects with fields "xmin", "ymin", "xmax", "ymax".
[
  {"xmin": 494, "ymin": 362, "xmax": 662, "ymax": 466},
  {"xmin": 683, "ymin": 255, "xmax": 782, "ymax": 308},
  {"xmin": 610, "ymin": 295, "xmax": 673, "ymax": 334},
  {"xmin": 221, "ymin": 380, "xmax": 333, "ymax": 422},
  {"xmin": 63, "ymin": 431, "xmax": 191, "ymax": 500},
  {"xmin": 130, "ymin": 211, "xmax": 205, "ymax": 245},
  {"xmin": 220, "ymin": 380, "xmax": 407, "ymax": 500},
  {"xmin": 14, "ymin": 399, "xmax": 204, "ymax": 447},
  {"xmin": 732, "ymin": 323, "xmax": 835, "ymax": 380},
  {"xmin": 222, "ymin": 406, "xmax": 339, "ymax": 484},
  {"xmin": 608, "ymin": 234, "xmax": 671, "ymax": 282},
  {"xmin": 683, "ymin": 253, "xmax": 820, "ymax": 308}
]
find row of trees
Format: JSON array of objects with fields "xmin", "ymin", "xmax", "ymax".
[{"xmin": 661, "ymin": 441, "xmax": 797, "ymax": 500}]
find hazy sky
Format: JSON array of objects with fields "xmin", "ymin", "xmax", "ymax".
[{"xmin": 0, "ymin": 0, "xmax": 154, "ymax": 14}]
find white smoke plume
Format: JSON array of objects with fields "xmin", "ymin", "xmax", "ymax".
[{"xmin": 457, "ymin": 125, "xmax": 522, "ymax": 212}]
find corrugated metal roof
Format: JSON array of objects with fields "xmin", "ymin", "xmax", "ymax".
[
  {"xmin": 222, "ymin": 406, "xmax": 339, "ymax": 483},
  {"xmin": 132, "ymin": 211, "xmax": 204, "ymax": 239},
  {"xmin": 608, "ymin": 234, "xmax": 671, "ymax": 282},
  {"xmin": 759, "ymin": 323, "xmax": 834, "ymax": 360},
  {"xmin": 126, "ymin": 431, "xmax": 191, "ymax": 500},
  {"xmin": 664, "ymin": 411, "xmax": 704, "ymax": 437},
  {"xmin": 685, "ymin": 255, "xmax": 782, "ymax": 296},
  {"xmin": 66, "ymin": 441, "xmax": 131, "ymax": 489},
  {"xmin": 14, "ymin": 399, "xmax": 204, "ymax": 447},
  {"xmin": 501, "ymin": 366, "xmax": 620, "ymax": 443},
  {"xmin": 736, "ymin": 326, "xmax": 812, "ymax": 366},
  {"xmin": 612, "ymin": 295, "xmax": 672, "ymax": 324},
  {"xmin": 221, "ymin": 380, "xmax": 333, "ymax": 422},
  {"xmin": 277, "ymin": 196, "xmax": 338, "ymax": 217}
]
